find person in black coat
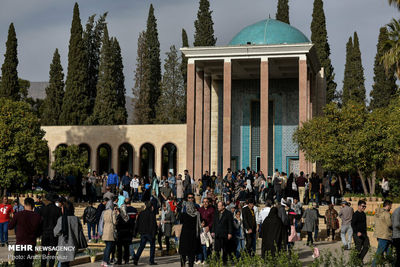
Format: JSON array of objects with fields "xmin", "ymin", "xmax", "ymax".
[
  {"xmin": 39, "ymin": 193, "xmax": 62, "ymax": 267},
  {"xmin": 211, "ymin": 201, "xmax": 234, "ymax": 264},
  {"xmin": 133, "ymin": 201, "xmax": 157, "ymax": 265},
  {"xmin": 242, "ymin": 199, "xmax": 257, "ymax": 255},
  {"xmin": 116, "ymin": 210, "xmax": 132, "ymax": 264},
  {"xmin": 178, "ymin": 201, "xmax": 201, "ymax": 267},
  {"xmin": 261, "ymin": 207, "xmax": 286, "ymax": 258}
]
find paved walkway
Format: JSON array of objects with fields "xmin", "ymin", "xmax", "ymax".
[
  {"xmin": 0, "ymin": 234, "xmax": 374, "ymax": 266},
  {"xmin": 77, "ymin": 239, "xmax": 372, "ymax": 267}
]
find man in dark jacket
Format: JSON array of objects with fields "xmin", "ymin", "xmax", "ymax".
[
  {"xmin": 9, "ymin": 197, "xmax": 42, "ymax": 267},
  {"xmin": 95, "ymin": 198, "xmax": 108, "ymax": 238},
  {"xmin": 351, "ymin": 200, "xmax": 369, "ymax": 263},
  {"xmin": 211, "ymin": 201, "xmax": 234, "ymax": 264},
  {"xmin": 133, "ymin": 201, "xmax": 157, "ymax": 266},
  {"xmin": 39, "ymin": 193, "xmax": 62, "ymax": 267},
  {"xmin": 83, "ymin": 201, "xmax": 97, "ymax": 241},
  {"xmin": 242, "ymin": 198, "xmax": 257, "ymax": 255}
]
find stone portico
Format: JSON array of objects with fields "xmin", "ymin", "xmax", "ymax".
[{"xmin": 182, "ymin": 19, "xmax": 326, "ymax": 179}]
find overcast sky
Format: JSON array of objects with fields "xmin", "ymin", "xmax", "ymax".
[{"xmin": 0, "ymin": 0, "xmax": 398, "ymax": 100}]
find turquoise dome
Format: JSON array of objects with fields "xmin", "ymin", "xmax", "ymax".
[{"xmin": 228, "ymin": 19, "xmax": 310, "ymax": 46}]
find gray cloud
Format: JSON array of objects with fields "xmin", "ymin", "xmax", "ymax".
[{"xmin": 0, "ymin": 0, "xmax": 398, "ymax": 101}]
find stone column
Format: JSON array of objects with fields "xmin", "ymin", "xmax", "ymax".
[
  {"xmin": 223, "ymin": 59, "xmax": 232, "ymax": 173},
  {"xmin": 210, "ymin": 79, "xmax": 219, "ymax": 174},
  {"xmin": 186, "ymin": 62, "xmax": 196, "ymax": 176},
  {"xmin": 112, "ymin": 144, "xmax": 119, "ymax": 175},
  {"xmin": 49, "ymin": 148, "xmax": 55, "ymax": 178},
  {"xmin": 299, "ymin": 58, "xmax": 308, "ymax": 174},
  {"xmin": 90, "ymin": 144, "xmax": 97, "ymax": 173},
  {"xmin": 133, "ymin": 148, "xmax": 140, "ymax": 176},
  {"xmin": 194, "ymin": 69, "xmax": 204, "ymax": 180},
  {"xmin": 156, "ymin": 146, "xmax": 162, "ymax": 178},
  {"xmin": 260, "ymin": 58, "xmax": 269, "ymax": 175},
  {"xmin": 203, "ymin": 74, "xmax": 211, "ymax": 173}
]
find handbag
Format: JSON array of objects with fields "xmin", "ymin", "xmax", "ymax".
[
  {"xmin": 77, "ymin": 223, "xmax": 88, "ymax": 249},
  {"xmin": 335, "ymin": 218, "xmax": 339, "ymax": 229}
]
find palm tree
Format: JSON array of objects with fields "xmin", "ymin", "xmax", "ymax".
[
  {"xmin": 381, "ymin": 18, "xmax": 400, "ymax": 78},
  {"xmin": 388, "ymin": 0, "xmax": 400, "ymax": 9}
]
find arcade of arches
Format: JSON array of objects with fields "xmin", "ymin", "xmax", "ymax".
[{"xmin": 42, "ymin": 125, "xmax": 186, "ymax": 178}]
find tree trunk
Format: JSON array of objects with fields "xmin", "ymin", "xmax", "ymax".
[
  {"xmin": 357, "ymin": 169, "xmax": 369, "ymax": 195},
  {"xmin": 338, "ymin": 175, "xmax": 344, "ymax": 195},
  {"xmin": 367, "ymin": 176, "xmax": 373, "ymax": 197},
  {"xmin": 371, "ymin": 170, "xmax": 376, "ymax": 196}
]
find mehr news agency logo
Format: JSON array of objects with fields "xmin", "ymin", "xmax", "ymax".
[{"xmin": 8, "ymin": 245, "xmax": 75, "ymax": 252}]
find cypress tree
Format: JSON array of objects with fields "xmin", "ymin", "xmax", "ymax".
[
  {"xmin": 110, "ymin": 37, "xmax": 127, "ymax": 124},
  {"xmin": 145, "ymin": 4, "xmax": 161, "ymax": 123},
  {"xmin": 194, "ymin": 0, "xmax": 217, "ymax": 46},
  {"xmin": 155, "ymin": 45, "xmax": 186, "ymax": 124},
  {"xmin": 0, "ymin": 23, "xmax": 19, "ymax": 101},
  {"xmin": 369, "ymin": 27, "xmax": 398, "ymax": 110},
  {"xmin": 276, "ymin": 0, "xmax": 290, "ymax": 24},
  {"xmin": 90, "ymin": 27, "xmax": 123, "ymax": 125},
  {"xmin": 311, "ymin": 0, "xmax": 337, "ymax": 103},
  {"xmin": 133, "ymin": 31, "xmax": 151, "ymax": 124},
  {"xmin": 351, "ymin": 32, "xmax": 366, "ymax": 104},
  {"xmin": 42, "ymin": 49, "xmax": 65, "ymax": 125},
  {"xmin": 83, "ymin": 13, "xmax": 107, "ymax": 115},
  {"xmin": 342, "ymin": 37, "xmax": 354, "ymax": 104},
  {"xmin": 342, "ymin": 32, "xmax": 366, "ymax": 105},
  {"xmin": 60, "ymin": 3, "xmax": 90, "ymax": 125},
  {"xmin": 181, "ymin": 28, "xmax": 189, "ymax": 122}
]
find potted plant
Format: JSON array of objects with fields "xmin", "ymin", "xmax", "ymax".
[{"xmin": 88, "ymin": 249, "xmax": 98, "ymax": 263}]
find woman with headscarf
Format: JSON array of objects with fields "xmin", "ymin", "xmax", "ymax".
[
  {"xmin": 261, "ymin": 207, "xmax": 286, "ymax": 258},
  {"xmin": 54, "ymin": 200, "xmax": 81, "ymax": 267},
  {"xmin": 161, "ymin": 202, "xmax": 175, "ymax": 254},
  {"xmin": 325, "ymin": 204, "xmax": 339, "ymax": 241},
  {"xmin": 302, "ymin": 203, "xmax": 318, "ymax": 246},
  {"xmin": 178, "ymin": 201, "xmax": 201, "ymax": 267},
  {"xmin": 98, "ymin": 200, "xmax": 118, "ymax": 267}
]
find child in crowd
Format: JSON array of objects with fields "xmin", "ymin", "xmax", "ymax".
[{"xmin": 288, "ymin": 211, "xmax": 300, "ymax": 250}]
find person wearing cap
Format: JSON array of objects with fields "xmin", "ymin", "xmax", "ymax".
[
  {"xmin": 372, "ymin": 200, "xmax": 392, "ymax": 267},
  {"xmin": 13, "ymin": 199, "xmax": 24, "ymax": 214},
  {"xmin": 34, "ymin": 195, "xmax": 44, "ymax": 213},
  {"xmin": 39, "ymin": 193, "xmax": 62, "ymax": 267},
  {"xmin": 339, "ymin": 201, "xmax": 354, "ymax": 250}
]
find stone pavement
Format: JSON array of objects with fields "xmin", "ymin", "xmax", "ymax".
[
  {"xmin": 77, "ymin": 239, "xmax": 374, "ymax": 267},
  {"xmin": 0, "ymin": 233, "xmax": 375, "ymax": 266}
]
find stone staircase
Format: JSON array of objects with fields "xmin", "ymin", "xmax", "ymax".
[{"xmin": 75, "ymin": 202, "xmax": 146, "ymax": 238}]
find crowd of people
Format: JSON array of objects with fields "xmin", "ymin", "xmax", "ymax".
[{"xmin": 0, "ymin": 167, "xmax": 397, "ymax": 267}]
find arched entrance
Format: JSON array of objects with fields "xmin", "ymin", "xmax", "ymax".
[
  {"xmin": 140, "ymin": 143, "xmax": 155, "ymax": 178},
  {"xmin": 79, "ymin": 143, "xmax": 91, "ymax": 169},
  {"xmin": 54, "ymin": 144, "xmax": 67, "ymax": 177},
  {"xmin": 118, "ymin": 143, "xmax": 133, "ymax": 176},
  {"xmin": 97, "ymin": 143, "xmax": 112, "ymax": 175},
  {"xmin": 161, "ymin": 143, "xmax": 177, "ymax": 177}
]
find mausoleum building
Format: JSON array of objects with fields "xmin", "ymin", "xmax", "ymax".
[{"xmin": 43, "ymin": 19, "xmax": 326, "ymax": 179}]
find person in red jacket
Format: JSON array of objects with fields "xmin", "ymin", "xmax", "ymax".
[{"xmin": 0, "ymin": 196, "xmax": 13, "ymax": 246}]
